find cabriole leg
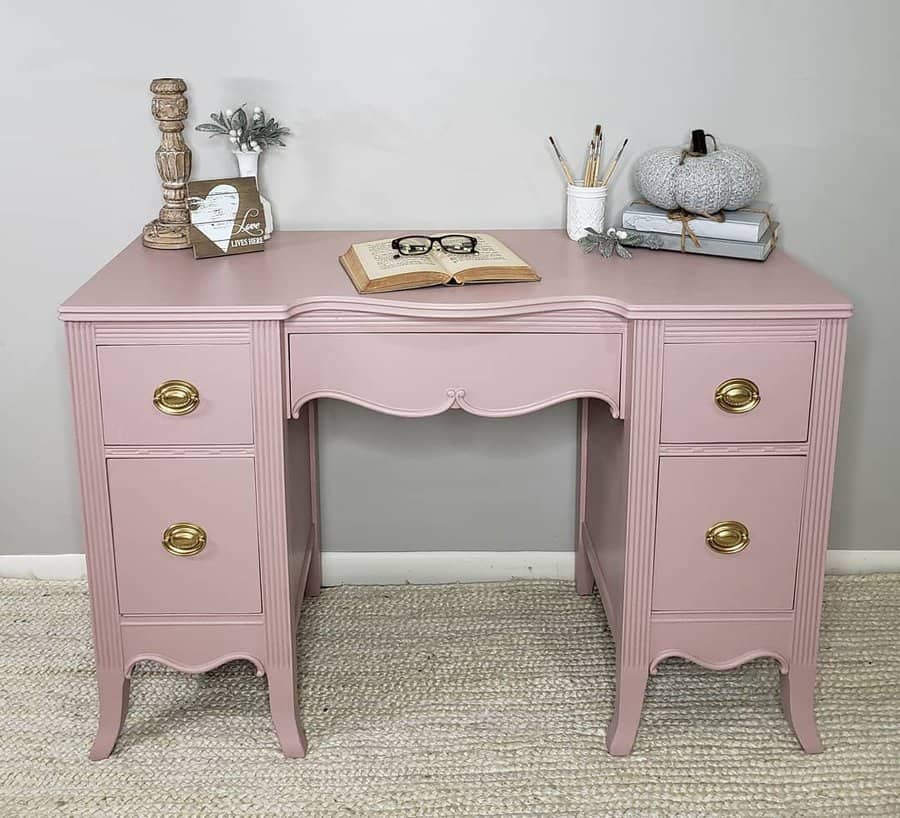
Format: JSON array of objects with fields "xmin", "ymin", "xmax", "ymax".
[
  {"xmin": 605, "ymin": 663, "xmax": 648, "ymax": 756},
  {"xmin": 780, "ymin": 665, "xmax": 823, "ymax": 753},
  {"xmin": 267, "ymin": 663, "xmax": 308, "ymax": 758},
  {"xmin": 89, "ymin": 669, "xmax": 130, "ymax": 761}
]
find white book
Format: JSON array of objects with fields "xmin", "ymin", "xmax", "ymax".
[
  {"xmin": 622, "ymin": 201, "xmax": 774, "ymax": 243},
  {"xmin": 626, "ymin": 225, "xmax": 777, "ymax": 262}
]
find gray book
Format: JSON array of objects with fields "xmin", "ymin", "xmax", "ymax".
[
  {"xmin": 626, "ymin": 225, "xmax": 777, "ymax": 261},
  {"xmin": 622, "ymin": 201, "xmax": 774, "ymax": 242}
]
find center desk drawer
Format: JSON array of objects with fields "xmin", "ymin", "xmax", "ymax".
[
  {"xmin": 661, "ymin": 342, "xmax": 816, "ymax": 443},
  {"xmin": 288, "ymin": 333, "xmax": 622, "ymax": 417},
  {"xmin": 97, "ymin": 345, "xmax": 253, "ymax": 445}
]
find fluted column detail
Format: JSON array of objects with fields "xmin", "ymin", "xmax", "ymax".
[
  {"xmin": 794, "ymin": 319, "xmax": 849, "ymax": 664},
  {"xmin": 620, "ymin": 320, "xmax": 665, "ymax": 666},
  {"xmin": 251, "ymin": 320, "xmax": 307, "ymax": 756},
  {"xmin": 65, "ymin": 322, "xmax": 122, "ymax": 670},
  {"xmin": 605, "ymin": 319, "xmax": 664, "ymax": 755},
  {"xmin": 250, "ymin": 321, "xmax": 292, "ymax": 665}
]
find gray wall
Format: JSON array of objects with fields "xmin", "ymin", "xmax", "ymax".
[{"xmin": 3, "ymin": 0, "xmax": 898, "ymax": 556}]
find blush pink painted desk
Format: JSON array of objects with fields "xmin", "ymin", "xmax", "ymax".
[{"xmin": 59, "ymin": 230, "xmax": 852, "ymax": 759}]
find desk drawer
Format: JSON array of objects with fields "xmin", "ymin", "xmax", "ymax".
[
  {"xmin": 661, "ymin": 342, "xmax": 815, "ymax": 443},
  {"xmin": 288, "ymin": 333, "xmax": 622, "ymax": 417},
  {"xmin": 108, "ymin": 457, "xmax": 261, "ymax": 615},
  {"xmin": 97, "ymin": 345, "xmax": 253, "ymax": 445},
  {"xmin": 652, "ymin": 456, "xmax": 806, "ymax": 612}
]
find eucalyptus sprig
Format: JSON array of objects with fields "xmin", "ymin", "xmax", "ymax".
[
  {"xmin": 196, "ymin": 104, "xmax": 290, "ymax": 153},
  {"xmin": 578, "ymin": 227, "xmax": 663, "ymax": 259}
]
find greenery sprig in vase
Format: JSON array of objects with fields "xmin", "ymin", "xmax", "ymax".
[
  {"xmin": 196, "ymin": 105, "xmax": 290, "ymax": 152},
  {"xmin": 195, "ymin": 104, "xmax": 290, "ymax": 240}
]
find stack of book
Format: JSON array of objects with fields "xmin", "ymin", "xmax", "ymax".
[{"xmin": 621, "ymin": 201, "xmax": 777, "ymax": 261}]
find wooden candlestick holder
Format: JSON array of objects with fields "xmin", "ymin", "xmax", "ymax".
[{"xmin": 142, "ymin": 78, "xmax": 193, "ymax": 250}]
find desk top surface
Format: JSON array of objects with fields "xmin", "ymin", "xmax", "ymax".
[{"xmin": 60, "ymin": 229, "xmax": 852, "ymax": 321}]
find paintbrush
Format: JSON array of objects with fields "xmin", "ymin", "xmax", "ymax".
[
  {"xmin": 548, "ymin": 136, "xmax": 575, "ymax": 185},
  {"xmin": 590, "ymin": 124, "xmax": 602, "ymax": 186},
  {"xmin": 599, "ymin": 138, "xmax": 629, "ymax": 187},
  {"xmin": 583, "ymin": 139, "xmax": 595, "ymax": 186}
]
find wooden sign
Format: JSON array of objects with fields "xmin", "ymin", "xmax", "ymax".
[{"xmin": 186, "ymin": 177, "xmax": 266, "ymax": 259}]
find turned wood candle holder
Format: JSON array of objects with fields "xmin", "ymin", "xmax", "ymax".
[{"xmin": 142, "ymin": 78, "xmax": 193, "ymax": 250}]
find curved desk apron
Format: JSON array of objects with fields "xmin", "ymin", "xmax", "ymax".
[{"xmin": 59, "ymin": 229, "xmax": 852, "ymax": 759}]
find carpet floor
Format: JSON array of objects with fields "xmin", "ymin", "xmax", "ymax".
[{"xmin": 0, "ymin": 575, "xmax": 898, "ymax": 817}]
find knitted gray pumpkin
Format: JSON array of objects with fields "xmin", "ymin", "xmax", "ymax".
[{"xmin": 633, "ymin": 132, "xmax": 762, "ymax": 215}]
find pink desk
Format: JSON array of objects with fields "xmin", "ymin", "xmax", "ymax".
[{"xmin": 59, "ymin": 230, "xmax": 852, "ymax": 758}]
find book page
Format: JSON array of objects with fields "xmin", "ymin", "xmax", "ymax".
[
  {"xmin": 436, "ymin": 234, "xmax": 530, "ymax": 274},
  {"xmin": 352, "ymin": 239, "xmax": 440, "ymax": 280}
]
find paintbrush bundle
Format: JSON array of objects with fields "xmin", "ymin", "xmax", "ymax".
[{"xmin": 548, "ymin": 125, "xmax": 627, "ymax": 189}]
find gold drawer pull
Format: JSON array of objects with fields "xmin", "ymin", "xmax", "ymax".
[
  {"xmin": 706, "ymin": 521, "xmax": 750, "ymax": 555},
  {"xmin": 162, "ymin": 522, "xmax": 207, "ymax": 557},
  {"xmin": 714, "ymin": 378, "xmax": 760, "ymax": 414},
  {"xmin": 153, "ymin": 379, "xmax": 200, "ymax": 416}
]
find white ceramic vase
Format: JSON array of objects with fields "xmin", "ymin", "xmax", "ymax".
[{"xmin": 234, "ymin": 150, "xmax": 273, "ymax": 240}]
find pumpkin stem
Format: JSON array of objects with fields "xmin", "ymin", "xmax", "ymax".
[
  {"xmin": 690, "ymin": 129, "xmax": 708, "ymax": 154},
  {"xmin": 690, "ymin": 129, "xmax": 719, "ymax": 155}
]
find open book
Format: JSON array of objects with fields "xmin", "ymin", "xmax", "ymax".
[{"xmin": 340, "ymin": 233, "xmax": 541, "ymax": 294}]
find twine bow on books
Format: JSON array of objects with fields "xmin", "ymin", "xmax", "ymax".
[
  {"xmin": 739, "ymin": 206, "xmax": 779, "ymax": 248},
  {"xmin": 664, "ymin": 209, "xmax": 725, "ymax": 251}
]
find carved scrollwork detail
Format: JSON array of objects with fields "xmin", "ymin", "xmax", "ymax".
[
  {"xmin": 450, "ymin": 387, "xmax": 620, "ymax": 419},
  {"xmin": 125, "ymin": 653, "xmax": 266, "ymax": 678},
  {"xmin": 650, "ymin": 650, "xmax": 789, "ymax": 675},
  {"xmin": 151, "ymin": 96, "xmax": 189, "ymax": 121},
  {"xmin": 445, "ymin": 388, "xmax": 466, "ymax": 408},
  {"xmin": 291, "ymin": 386, "xmax": 621, "ymax": 419}
]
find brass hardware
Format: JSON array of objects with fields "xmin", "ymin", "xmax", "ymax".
[
  {"xmin": 161, "ymin": 522, "xmax": 207, "ymax": 557},
  {"xmin": 153, "ymin": 379, "xmax": 200, "ymax": 416},
  {"xmin": 705, "ymin": 521, "xmax": 750, "ymax": 555},
  {"xmin": 714, "ymin": 378, "xmax": 760, "ymax": 414}
]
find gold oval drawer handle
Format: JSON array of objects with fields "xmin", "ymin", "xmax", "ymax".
[
  {"xmin": 161, "ymin": 522, "xmax": 207, "ymax": 557},
  {"xmin": 705, "ymin": 521, "xmax": 750, "ymax": 555},
  {"xmin": 153, "ymin": 379, "xmax": 200, "ymax": 416},
  {"xmin": 714, "ymin": 378, "xmax": 760, "ymax": 414}
]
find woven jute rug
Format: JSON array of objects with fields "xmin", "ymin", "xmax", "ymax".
[{"xmin": 0, "ymin": 575, "xmax": 898, "ymax": 817}]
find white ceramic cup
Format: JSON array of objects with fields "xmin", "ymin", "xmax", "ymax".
[{"xmin": 566, "ymin": 183, "xmax": 608, "ymax": 240}]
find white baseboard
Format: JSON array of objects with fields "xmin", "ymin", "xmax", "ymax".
[
  {"xmin": 822, "ymin": 549, "xmax": 900, "ymax": 574},
  {"xmin": 0, "ymin": 553, "xmax": 90, "ymax": 581},
  {"xmin": 321, "ymin": 550, "xmax": 576, "ymax": 585},
  {"xmin": 1, "ymin": 549, "xmax": 898, "ymax": 584}
]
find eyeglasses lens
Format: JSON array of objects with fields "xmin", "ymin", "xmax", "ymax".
[
  {"xmin": 440, "ymin": 235, "xmax": 476, "ymax": 253},
  {"xmin": 397, "ymin": 238, "xmax": 431, "ymax": 255}
]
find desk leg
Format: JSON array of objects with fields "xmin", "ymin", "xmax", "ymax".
[
  {"xmin": 605, "ymin": 663, "xmax": 648, "ymax": 756},
  {"xmin": 90, "ymin": 670, "xmax": 130, "ymax": 761},
  {"xmin": 305, "ymin": 400, "xmax": 322, "ymax": 597},
  {"xmin": 604, "ymin": 320, "xmax": 664, "ymax": 755},
  {"xmin": 268, "ymin": 660, "xmax": 308, "ymax": 758},
  {"xmin": 67, "ymin": 322, "xmax": 131, "ymax": 761},
  {"xmin": 253, "ymin": 321, "xmax": 310, "ymax": 757},
  {"xmin": 779, "ymin": 318, "xmax": 846, "ymax": 754},
  {"xmin": 574, "ymin": 399, "xmax": 594, "ymax": 596},
  {"xmin": 780, "ymin": 665, "xmax": 822, "ymax": 753}
]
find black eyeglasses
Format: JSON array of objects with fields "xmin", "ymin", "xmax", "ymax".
[{"xmin": 391, "ymin": 234, "xmax": 478, "ymax": 258}]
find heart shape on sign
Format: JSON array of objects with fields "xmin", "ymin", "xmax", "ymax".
[{"xmin": 188, "ymin": 184, "xmax": 240, "ymax": 253}]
